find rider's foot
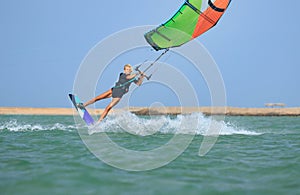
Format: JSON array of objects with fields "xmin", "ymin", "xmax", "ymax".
[{"xmin": 77, "ymin": 103, "xmax": 85, "ymax": 109}]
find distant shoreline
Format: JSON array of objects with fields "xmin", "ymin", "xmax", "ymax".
[{"xmin": 1, "ymin": 107, "xmax": 300, "ymax": 116}]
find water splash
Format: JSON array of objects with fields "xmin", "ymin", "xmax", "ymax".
[
  {"xmin": 0, "ymin": 113, "xmax": 261, "ymax": 135},
  {"xmin": 88, "ymin": 112, "xmax": 261, "ymax": 136}
]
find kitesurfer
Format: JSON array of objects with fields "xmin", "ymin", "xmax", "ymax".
[{"xmin": 78, "ymin": 64, "xmax": 145, "ymax": 123}]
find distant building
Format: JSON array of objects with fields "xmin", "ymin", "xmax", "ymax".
[{"xmin": 265, "ymin": 103, "xmax": 286, "ymax": 108}]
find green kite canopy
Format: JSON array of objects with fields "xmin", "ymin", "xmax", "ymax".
[{"xmin": 144, "ymin": 0, "xmax": 232, "ymax": 51}]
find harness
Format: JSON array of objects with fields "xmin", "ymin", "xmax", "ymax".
[{"xmin": 113, "ymin": 77, "xmax": 136, "ymax": 89}]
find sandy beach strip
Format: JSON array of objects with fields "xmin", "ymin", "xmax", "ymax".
[{"xmin": 0, "ymin": 107, "xmax": 300, "ymax": 116}]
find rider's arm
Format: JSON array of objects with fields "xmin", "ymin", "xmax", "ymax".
[{"xmin": 135, "ymin": 74, "xmax": 145, "ymax": 86}]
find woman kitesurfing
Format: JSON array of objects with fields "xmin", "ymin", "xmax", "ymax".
[{"xmin": 77, "ymin": 64, "xmax": 145, "ymax": 123}]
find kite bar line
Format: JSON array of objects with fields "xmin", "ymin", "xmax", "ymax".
[
  {"xmin": 143, "ymin": 48, "xmax": 169, "ymax": 73},
  {"xmin": 135, "ymin": 48, "xmax": 169, "ymax": 80}
]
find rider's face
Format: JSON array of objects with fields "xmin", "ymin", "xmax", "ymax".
[{"xmin": 124, "ymin": 66, "xmax": 132, "ymax": 74}]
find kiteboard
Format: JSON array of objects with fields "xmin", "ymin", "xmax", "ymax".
[{"xmin": 68, "ymin": 94, "xmax": 94, "ymax": 126}]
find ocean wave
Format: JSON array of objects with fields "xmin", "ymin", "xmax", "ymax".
[{"xmin": 88, "ymin": 112, "xmax": 261, "ymax": 136}]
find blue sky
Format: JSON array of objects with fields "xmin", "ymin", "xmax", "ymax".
[{"xmin": 0, "ymin": 0, "xmax": 299, "ymax": 108}]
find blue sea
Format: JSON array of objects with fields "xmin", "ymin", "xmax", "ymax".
[{"xmin": 1, "ymin": 113, "xmax": 300, "ymax": 195}]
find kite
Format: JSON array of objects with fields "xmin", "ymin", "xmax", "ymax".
[{"xmin": 144, "ymin": 0, "xmax": 232, "ymax": 51}]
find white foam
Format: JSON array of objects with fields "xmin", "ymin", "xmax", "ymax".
[
  {"xmin": 88, "ymin": 112, "xmax": 261, "ymax": 136},
  {"xmin": 0, "ymin": 119, "xmax": 76, "ymax": 132},
  {"xmin": 0, "ymin": 113, "xmax": 261, "ymax": 136}
]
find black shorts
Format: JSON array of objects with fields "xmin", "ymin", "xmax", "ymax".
[{"xmin": 112, "ymin": 87, "xmax": 125, "ymax": 98}]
